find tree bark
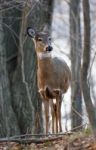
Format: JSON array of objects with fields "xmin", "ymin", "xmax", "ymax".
[
  {"xmin": 82, "ymin": 0, "xmax": 96, "ymax": 136},
  {"xmin": 0, "ymin": 6, "xmax": 20, "ymax": 137},
  {"xmin": 69, "ymin": 0, "xmax": 82, "ymax": 129},
  {"xmin": 12, "ymin": 0, "xmax": 54, "ymax": 134},
  {"xmin": 0, "ymin": 0, "xmax": 54, "ymax": 136}
]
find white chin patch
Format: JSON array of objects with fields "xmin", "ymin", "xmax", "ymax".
[
  {"xmin": 53, "ymin": 98, "xmax": 56, "ymax": 104},
  {"xmin": 37, "ymin": 52, "xmax": 52, "ymax": 59}
]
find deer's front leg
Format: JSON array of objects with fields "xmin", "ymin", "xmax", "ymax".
[
  {"xmin": 44, "ymin": 100, "xmax": 49, "ymax": 134},
  {"xmin": 50, "ymin": 100, "xmax": 55, "ymax": 133}
]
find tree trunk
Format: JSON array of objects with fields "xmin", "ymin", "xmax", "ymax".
[
  {"xmin": 12, "ymin": 0, "xmax": 54, "ymax": 134},
  {"xmin": 82, "ymin": 0, "xmax": 96, "ymax": 136},
  {"xmin": 69, "ymin": 0, "xmax": 82, "ymax": 129},
  {"xmin": 0, "ymin": 6, "xmax": 20, "ymax": 137},
  {"xmin": 0, "ymin": 0, "xmax": 54, "ymax": 136}
]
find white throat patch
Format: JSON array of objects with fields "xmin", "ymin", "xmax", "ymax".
[{"xmin": 37, "ymin": 52, "xmax": 52, "ymax": 60}]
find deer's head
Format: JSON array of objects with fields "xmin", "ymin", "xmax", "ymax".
[{"xmin": 27, "ymin": 27, "xmax": 53, "ymax": 54}]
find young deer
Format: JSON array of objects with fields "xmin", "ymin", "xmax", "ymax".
[{"xmin": 27, "ymin": 27, "xmax": 71, "ymax": 133}]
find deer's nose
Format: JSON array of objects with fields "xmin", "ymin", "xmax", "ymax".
[{"xmin": 46, "ymin": 46, "xmax": 53, "ymax": 52}]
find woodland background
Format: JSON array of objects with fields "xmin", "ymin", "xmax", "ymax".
[{"xmin": 0, "ymin": 0, "xmax": 96, "ymax": 138}]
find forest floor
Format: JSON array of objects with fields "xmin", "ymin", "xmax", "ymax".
[{"xmin": 0, "ymin": 131, "xmax": 96, "ymax": 150}]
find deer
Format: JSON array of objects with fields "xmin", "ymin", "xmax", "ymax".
[{"xmin": 27, "ymin": 27, "xmax": 71, "ymax": 133}]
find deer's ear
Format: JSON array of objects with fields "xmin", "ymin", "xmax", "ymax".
[{"xmin": 27, "ymin": 27, "xmax": 35, "ymax": 38}]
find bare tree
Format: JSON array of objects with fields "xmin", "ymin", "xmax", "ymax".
[
  {"xmin": 0, "ymin": 0, "xmax": 54, "ymax": 136},
  {"xmin": 69, "ymin": 0, "xmax": 82, "ymax": 129},
  {"xmin": 0, "ymin": 2, "xmax": 20, "ymax": 136},
  {"xmin": 12, "ymin": 0, "xmax": 54, "ymax": 134},
  {"xmin": 82, "ymin": 0, "xmax": 96, "ymax": 136}
]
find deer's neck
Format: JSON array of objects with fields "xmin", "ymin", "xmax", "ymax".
[
  {"xmin": 37, "ymin": 52, "xmax": 52, "ymax": 60},
  {"xmin": 37, "ymin": 52, "xmax": 53, "ymax": 68}
]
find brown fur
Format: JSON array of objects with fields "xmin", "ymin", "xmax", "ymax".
[
  {"xmin": 37, "ymin": 45, "xmax": 71, "ymax": 133},
  {"xmin": 28, "ymin": 30, "xmax": 71, "ymax": 133}
]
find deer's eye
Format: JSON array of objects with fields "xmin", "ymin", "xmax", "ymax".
[
  {"xmin": 49, "ymin": 37, "xmax": 51, "ymax": 41},
  {"xmin": 38, "ymin": 38, "xmax": 42, "ymax": 41}
]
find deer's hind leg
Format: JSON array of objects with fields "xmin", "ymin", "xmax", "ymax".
[
  {"xmin": 50, "ymin": 99, "xmax": 55, "ymax": 133},
  {"xmin": 54, "ymin": 90, "xmax": 62, "ymax": 133},
  {"xmin": 59, "ymin": 95, "xmax": 62, "ymax": 132},
  {"xmin": 55, "ymin": 97, "xmax": 60, "ymax": 133}
]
